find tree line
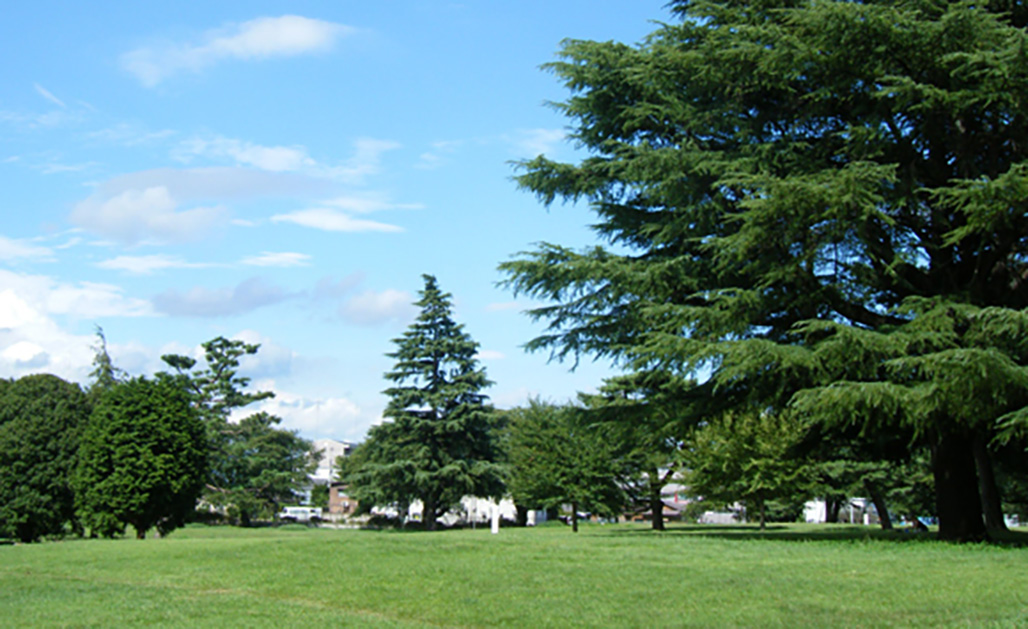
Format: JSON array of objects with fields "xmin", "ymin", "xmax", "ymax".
[
  {"xmin": 347, "ymin": 1, "xmax": 1028, "ymax": 541},
  {"xmin": 0, "ymin": 332, "xmax": 315, "ymax": 542}
]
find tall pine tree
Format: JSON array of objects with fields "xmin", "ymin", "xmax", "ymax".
[
  {"xmin": 346, "ymin": 275, "xmax": 502, "ymax": 530},
  {"xmin": 501, "ymin": 0, "xmax": 1028, "ymax": 541}
]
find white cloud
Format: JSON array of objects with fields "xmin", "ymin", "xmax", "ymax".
[
  {"xmin": 90, "ymin": 167, "xmax": 326, "ymax": 202},
  {"xmin": 509, "ymin": 128, "xmax": 566, "ymax": 156},
  {"xmin": 0, "ymin": 235, "xmax": 54, "ymax": 262},
  {"xmin": 340, "ymin": 289, "xmax": 415, "ymax": 326},
  {"xmin": 122, "ymin": 15, "xmax": 352, "ymax": 87},
  {"xmin": 0, "ymin": 270, "xmax": 153, "ymax": 319},
  {"xmin": 71, "ymin": 185, "xmax": 227, "ymax": 245},
  {"xmin": 0, "ymin": 272, "xmax": 153, "ymax": 382},
  {"xmin": 244, "ymin": 384, "xmax": 371, "ymax": 441},
  {"xmin": 240, "ymin": 251, "xmax": 311, "ymax": 267},
  {"xmin": 96, "ymin": 254, "xmax": 209, "ymax": 275},
  {"xmin": 33, "ymin": 83, "xmax": 66, "ymax": 108},
  {"xmin": 152, "ymin": 276, "xmax": 292, "ymax": 317},
  {"xmin": 321, "ymin": 137, "xmax": 401, "ymax": 184},
  {"xmin": 271, "ymin": 208, "xmax": 402, "ymax": 233},
  {"xmin": 175, "ymin": 136, "xmax": 315, "ymax": 172},
  {"xmin": 323, "ymin": 193, "xmax": 422, "ymax": 214},
  {"xmin": 230, "ymin": 330, "xmax": 297, "ymax": 380},
  {"xmin": 86, "ymin": 123, "xmax": 176, "ymax": 146}
]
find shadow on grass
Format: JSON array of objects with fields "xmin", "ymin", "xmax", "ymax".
[{"xmin": 599, "ymin": 523, "xmax": 1028, "ymax": 546}]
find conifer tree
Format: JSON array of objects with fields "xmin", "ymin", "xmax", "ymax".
[
  {"xmin": 501, "ymin": 0, "xmax": 1028, "ymax": 540},
  {"xmin": 346, "ymin": 275, "xmax": 502, "ymax": 530}
]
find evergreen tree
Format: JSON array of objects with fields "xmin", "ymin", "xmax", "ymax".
[
  {"xmin": 345, "ymin": 275, "xmax": 502, "ymax": 530},
  {"xmin": 501, "ymin": 0, "xmax": 1028, "ymax": 541},
  {"xmin": 75, "ymin": 377, "xmax": 206, "ymax": 539},
  {"xmin": 0, "ymin": 375, "xmax": 90, "ymax": 542},
  {"xmin": 161, "ymin": 337, "xmax": 315, "ymax": 525}
]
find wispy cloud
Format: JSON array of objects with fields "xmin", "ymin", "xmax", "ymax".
[
  {"xmin": 71, "ymin": 185, "xmax": 227, "ymax": 245},
  {"xmin": 271, "ymin": 208, "xmax": 402, "ymax": 233},
  {"xmin": 121, "ymin": 15, "xmax": 353, "ymax": 87},
  {"xmin": 96, "ymin": 254, "xmax": 210, "ymax": 275},
  {"xmin": 153, "ymin": 277, "xmax": 293, "ymax": 317},
  {"xmin": 508, "ymin": 128, "xmax": 566, "ymax": 156},
  {"xmin": 174, "ymin": 136, "xmax": 315, "ymax": 172},
  {"xmin": 340, "ymin": 289, "xmax": 415, "ymax": 326},
  {"xmin": 33, "ymin": 83, "xmax": 66, "ymax": 108},
  {"xmin": 0, "ymin": 236, "xmax": 54, "ymax": 263},
  {"xmin": 240, "ymin": 251, "xmax": 311, "ymax": 267}
]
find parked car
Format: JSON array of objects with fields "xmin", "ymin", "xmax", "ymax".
[{"xmin": 278, "ymin": 506, "xmax": 323, "ymax": 523}]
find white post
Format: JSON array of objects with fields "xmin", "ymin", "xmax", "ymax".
[{"xmin": 491, "ymin": 503, "xmax": 500, "ymax": 535}]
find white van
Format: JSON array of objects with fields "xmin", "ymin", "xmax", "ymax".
[{"xmin": 278, "ymin": 506, "xmax": 322, "ymax": 523}]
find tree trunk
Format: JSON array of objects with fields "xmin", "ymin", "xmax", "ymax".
[
  {"xmin": 825, "ymin": 496, "xmax": 842, "ymax": 523},
  {"xmin": 972, "ymin": 433, "xmax": 1007, "ymax": 534},
  {"xmin": 758, "ymin": 499, "xmax": 766, "ymax": 531},
  {"xmin": 650, "ymin": 484, "xmax": 665, "ymax": 531},
  {"xmin": 571, "ymin": 501, "xmax": 579, "ymax": 533},
  {"xmin": 515, "ymin": 504, "xmax": 529, "ymax": 527},
  {"xmin": 932, "ymin": 432, "xmax": 987, "ymax": 542},
  {"xmin": 864, "ymin": 478, "xmax": 893, "ymax": 531},
  {"xmin": 423, "ymin": 495, "xmax": 437, "ymax": 531}
]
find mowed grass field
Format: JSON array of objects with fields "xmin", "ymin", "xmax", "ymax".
[{"xmin": 1, "ymin": 523, "xmax": 1027, "ymax": 628}]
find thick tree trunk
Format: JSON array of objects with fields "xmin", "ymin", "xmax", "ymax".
[
  {"xmin": 650, "ymin": 484, "xmax": 665, "ymax": 531},
  {"xmin": 571, "ymin": 501, "xmax": 579, "ymax": 533},
  {"xmin": 932, "ymin": 432, "xmax": 987, "ymax": 542},
  {"xmin": 972, "ymin": 434, "xmax": 1007, "ymax": 534},
  {"xmin": 864, "ymin": 478, "xmax": 893, "ymax": 531},
  {"xmin": 758, "ymin": 499, "xmax": 766, "ymax": 531},
  {"xmin": 825, "ymin": 496, "xmax": 842, "ymax": 523}
]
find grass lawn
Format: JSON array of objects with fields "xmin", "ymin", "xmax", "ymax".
[{"xmin": 1, "ymin": 522, "xmax": 1026, "ymax": 627}]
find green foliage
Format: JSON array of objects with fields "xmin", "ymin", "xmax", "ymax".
[
  {"xmin": 87, "ymin": 326, "xmax": 125, "ymax": 402},
  {"xmin": 75, "ymin": 377, "xmax": 206, "ymax": 539},
  {"xmin": 343, "ymin": 275, "xmax": 502, "ymax": 530},
  {"xmin": 503, "ymin": 399, "xmax": 626, "ymax": 531},
  {"xmin": 683, "ymin": 412, "xmax": 813, "ymax": 529},
  {"xmin": 0, "ymin": 375, "xmax": 91, "ymax": 542},
  {"xmin": 500, "ymin": 0, "xmax": 1028, "ymax": 540},
  {"xmin": 578, "ymin": 371, "xmax": 698, "ymax": 529},
  {"xmin": 161, "ymin": 337, "xmax": 314, "ymax": 525}
]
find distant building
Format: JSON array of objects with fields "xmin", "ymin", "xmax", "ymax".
[
  {"xmin": 310, "ymin": 439, "xmax": 353, "ymax": 486},
  {"xmin": 329, "ymin": 482, "xmax": 359, "ymax": 517}
]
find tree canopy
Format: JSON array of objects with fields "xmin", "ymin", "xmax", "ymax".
[
  {"xmin": 0, "ymin": 374, "xmax": 90, "ymax": 542},
  {"xmin": 161, "ymin": 337, "xmax": 314, "ymax": 525},
  {"xmin": 344, "ymin": 275, "xmax": 502, "ymax": 530},
  {"xmin": 501, "ymin": 0, "xmax": 1028, "ymax": 540},
  {"xmin": 75, "ymin": 376, "xmax": 206, "ymax": 539},
  {"xmin": 504, "ymin": 399, "xmax": 626, "ymax": 532}
]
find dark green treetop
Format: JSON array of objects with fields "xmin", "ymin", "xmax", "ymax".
[
  {"xmin": 0, "ymin": 374, "xmax": 91, "ymax": 542},
  {"xmin": 75, "ymin": 376, "xmax": 206, "ymax": 539},
  {"xmin": 500, "ymin": 0, "xmax": 1028, "ymax": 541},
  {"xmin": 346, "ymin": 275, "xmax": 502, "ymax": 530}
]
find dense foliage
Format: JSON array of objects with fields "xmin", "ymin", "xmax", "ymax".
[
  {"xmin": 162, "ymin": 337, "xmax": 315, "ymax": 525},
  {"xmin": 75, "ymin": 377, "xmax": 206, "ymax": 539},
  {"xmin": 501, "ymin": 0, "xmax": 1028, "ymax": 541},
  {"xmin": 343, "ymin": 275, "xmax": 502, "ymax": 530},
  {"xmin": 0, "ymin": 375, "xmax": 91, "ymax": 542},
  {"xmin": 503, "ymin": 399, "xmax": 626, "ymax": 532}
]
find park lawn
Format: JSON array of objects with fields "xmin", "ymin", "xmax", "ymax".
[{"xmin": 1, "ymin": 523, "xmax": 1026, "ymax": 628}]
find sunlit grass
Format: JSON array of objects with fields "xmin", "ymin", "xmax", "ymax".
[{"xmin": 1, "ymin": 522, "xmax": 1026, "ymax": 627}]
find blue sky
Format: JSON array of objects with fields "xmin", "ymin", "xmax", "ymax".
[{"xmin": 0, "ymin": 1, "xmax": 669, "ymax": 442}]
